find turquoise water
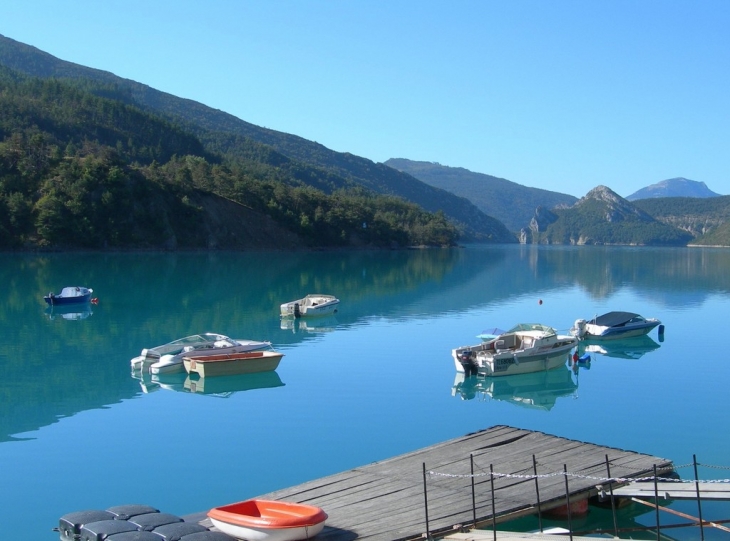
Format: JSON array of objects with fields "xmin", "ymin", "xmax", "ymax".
[{"xmin": 2, "ymin": 245, "xmax": 729, "ymax": 540}]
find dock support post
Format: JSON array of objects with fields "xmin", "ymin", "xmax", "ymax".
[
  {"xmin": 694, "ymin": 454, "xmax": 705, "ymax": 540},
  {"xmin": 562, "ymin": 464, "xmax": 573, "ymax": 541},
  {"xmin": 532, "ymin": 455, "xmax": 542, "ymax": 533},
  {"xmin": 422, "ymin": 462, "xmax": 431, "ymax": 540},
  {"xmin": 490, "ymin": 464, "xmax": 496, "ymax": 541},
  {"xmin": 470, "ymin": 454, "xmax": 477, "ymax": 529},
  {"xmin": 604, "ymin": 454, "xmax": 618, "ymax": 538},
  {"xmin": 653, "ymin": 464, "xmax": 661, "ymax": 540}
]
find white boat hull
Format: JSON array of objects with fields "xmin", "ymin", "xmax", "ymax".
[
  {"xmin": 151, "ymin": 340, "xmax": 272, "ymax": 375},
  {"xmin": 280, "ymin": 294, "xmax": 339, "ymax": 318},
  {"xmin": 210, "ymin": 517, "xmax": 325, "ymax": 541},
  {"xmin": 581, "ymin": 323, "xmax": 659, "ymax": 340},
  {"xmin": 479, "ymin": 348, "xmax": 572, "ymax": 376}
]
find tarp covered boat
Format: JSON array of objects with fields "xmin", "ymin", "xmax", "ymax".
[{"xmin": 571, "ymin": 311, "xmax": 661, "ymax": 340}]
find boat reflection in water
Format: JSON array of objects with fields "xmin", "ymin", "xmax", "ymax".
[
  {"xmin": 133, "ymin": 371, "xmax": 284, "ymax": 397},
  {"xmin": 280, "ymin": 315, "xmax": 339, "ymax": 334},
  {"xmin": 184, "ymin": 372, "xmax": 284, "ymax": 396},
  {"xmin": 451, "ymin": 366, "xmax": 578, "ymax": 411},
  {"xmin": 44, "ymin": 304, "xmax": 93, "ymax": 321},
  {"xmin": 579, "ymin": 335, "xmax": 661, "ymax": 360}
]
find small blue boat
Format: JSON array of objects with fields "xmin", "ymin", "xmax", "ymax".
[{"xmin": 44, "ymin": 286, "xmax": 93, "ymax": 306}]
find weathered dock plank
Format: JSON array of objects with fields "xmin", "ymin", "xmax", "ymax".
[{"xmin": 192, "ymin": 425, "xmax": 672, "ymax": 541}]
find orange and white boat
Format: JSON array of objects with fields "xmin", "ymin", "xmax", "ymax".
[
  {"xmin": 183, "ymin": 350, "xmax": 284, "ymax": 377},
  {"xmin": 208, "ymin": 499, "xmax": 327, "ymax": 541}
]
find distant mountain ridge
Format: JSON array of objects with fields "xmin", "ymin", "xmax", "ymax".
[
  {"xmin": 384, "ymin": 158, "xmax": 577, "ymax": 232},
  {"xmin": 0, "ymin": 33, "xmax": 515, "ymax": 243},
  {"xmin": 627, "ymin": 177, "xmax": 722, "ymax": 200},
  {"xmin": 524, "ymin": 186, "xmax": 693, "ymax": 246}
]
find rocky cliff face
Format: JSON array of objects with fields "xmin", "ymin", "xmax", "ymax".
[
  {"xmin": 579, "ymin": 185, "xmax": 656, "ymax": 223},
  {"xmin": 519, "ymin": 206, "xmax": 558, "ymax": 244},
  {"xmin": 522, "ymin": 185, "xmax": 693, "ymax": 246}
]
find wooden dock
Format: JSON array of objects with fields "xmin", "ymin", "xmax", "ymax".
[{"xmin": 188, "ymin": 425, "xmax": 673, "ymax": 541}]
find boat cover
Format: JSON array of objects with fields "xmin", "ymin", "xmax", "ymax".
[{"xmin": 590, "ymin": 311, "xmax": 640, "ymax": 327}]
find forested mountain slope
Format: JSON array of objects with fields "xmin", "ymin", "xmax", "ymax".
[
  {"xmin": 385, "ymin": 158, "xmax": 577, "ymax": 232},
  {"xmin": 633, "ymin": 196, "xmax": 730, "ymax": 245},
  {"xmin": 525, "ymin": 186, "xmax": 693, "ymax": 246},
  {"xmin": 0, "ymin": 65, "xmax": 460, "ymax": 250},
  {"xmin": 0, "ymin": 33, "xmax": 515, "ymax": 243}
]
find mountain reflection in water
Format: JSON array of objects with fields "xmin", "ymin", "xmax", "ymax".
[{"xmin": 5, "ymin": 246, "xmax": 730, "ymax": 541}]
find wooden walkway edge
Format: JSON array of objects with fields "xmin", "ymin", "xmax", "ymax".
[
  {"xmin": 189, "ymin": 425, "xmax": 673, "ymax": 541},
  {"xmin": 611, "ymin": 481, "xmax": 730, "ymax": 500}
]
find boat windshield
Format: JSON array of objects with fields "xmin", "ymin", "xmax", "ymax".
[
  {"xmin": 506, "ymin": 323, "xmax": 557, "ymax": 335},
  {"xmin": 169, "ymin": 334, "xmax": 217, "ymax": 347}
]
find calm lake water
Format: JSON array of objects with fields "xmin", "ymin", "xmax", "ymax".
[{"xmin": 2, "ymin": 245, "xmax": 730, "ymax": 540}]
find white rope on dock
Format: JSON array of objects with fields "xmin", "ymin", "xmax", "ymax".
[{"xmin": 426, "ymin": 469, "xmax": 730, "ymax": 485}]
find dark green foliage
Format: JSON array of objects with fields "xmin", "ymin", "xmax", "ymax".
[
  {"xmin": 634, "ymin": 195, "xmax": 730, "ymax": 218},
  {"xmin": 534, "ymin": 188, "xmax": 694, "ymax": 246},
  {"xmin": 691, "ymin": 220, "xmax": 730, "ymax": 246},
  {"xmin": 0, "ymin": 63, "xmax": 458, "ymax": 250},
  {"xmin": 634, "ymin": 196, "xmax": 730, "ymax": 244},
  {"xmin": 0, "ymin": 34, "xmax": 511, "ymax": 242}
]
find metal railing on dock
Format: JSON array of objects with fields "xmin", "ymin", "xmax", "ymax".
[{"xmin": 430, "ymin": 453, "xmax": 730, "ymax": 541}]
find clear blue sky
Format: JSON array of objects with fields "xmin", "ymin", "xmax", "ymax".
[{"xmin": 3, "ymin": 0, "xmax": 728, "ymax": 197}]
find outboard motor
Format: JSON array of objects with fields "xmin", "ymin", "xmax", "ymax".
[
  {"xmin": 572, "ymin": 319, "xmax": 586, "ymax": 338},
  {"xmin": 459, "ymin": 350, "xmax": 478, "ymax": 378},
  {"xmin": 293, "ymin": 302, "xmax": 301, "ymax": 318}
]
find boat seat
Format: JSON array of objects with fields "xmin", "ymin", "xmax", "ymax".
[{"xmin": 496, "ymin": 335, "xmax": 517, "ymax": 350}]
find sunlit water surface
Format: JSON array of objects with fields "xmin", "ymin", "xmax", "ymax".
[{"xmin": 2, "ymin": 245, "xmax": 729, "ymax": 540}]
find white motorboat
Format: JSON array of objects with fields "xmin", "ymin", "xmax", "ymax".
[
  {"xmin": 130, "ymin": 333, "xmax": 272, "ymax": 375},
  {"xmin": 452, "ymin": 323, "xmax": 578, "ymax": 377},
  {"xmin": 280, "ymin": 294, "xmax": 339, "ymax": 318},
  {"xmin": 571, "ymin": 311, "xmax": 662, "ymax": 340}
]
